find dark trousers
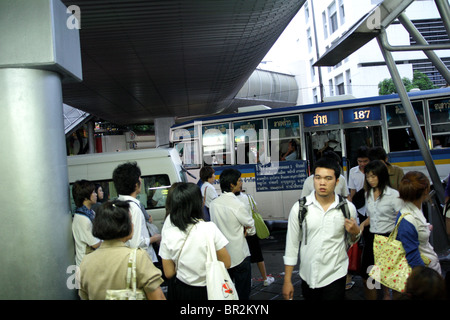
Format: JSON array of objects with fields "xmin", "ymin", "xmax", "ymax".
[
  {"xmin": 228, "ymin": 256, "xmax": 251, "ymax": 300},
  {"xmin": 301, "ymin": 275, "xmax": 346, "ymax": 300}
]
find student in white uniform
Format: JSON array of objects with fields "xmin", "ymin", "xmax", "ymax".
[
  {"xmin": 359, "ymin": 160, "xmax": 404, "ymax": 300},
  {"xmin": 159, "ymin": 182, "xmax": 230, "ymax": 300},
  {"xmin": 210, "ymin": 168, "xmax": 256, "ymax": 300},
  {"xmin": 200, "ymin": 166, "xmax": 218, "ymax": 221},
  {"xmin": 113, "ymin": 162, "xmax": 158, "ymax": 263},
  {"xmin": 283, "ymin": 157, "xmax": 360, "ymax": 300}
]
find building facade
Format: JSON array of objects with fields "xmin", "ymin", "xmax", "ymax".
[{"xmin": 261, "ymin": 0, "xmax": 450, "ymax": 105}]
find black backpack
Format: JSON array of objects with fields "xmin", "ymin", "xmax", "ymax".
[{"xmin": 297, "ymin": 195, "xmax": 350, "ymax": 245}]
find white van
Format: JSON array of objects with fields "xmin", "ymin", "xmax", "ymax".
[{"xmin": 67, "ymin": 148, "xmax": 188, "ymax": 230}]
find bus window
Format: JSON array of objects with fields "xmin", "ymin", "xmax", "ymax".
[
  {"xmin": 172, "ymin": 126, "xmax": 200, "ymax": 167},
  {"xmin": 388, "ymin": 127, "xmax": 423, "ymax": 152},
  {"xmin": 203, "ymin": 123, "xmax": 230, "ymax": 165},
  {"xmin": 386, "ymin": 101, "xmax": 425, "ymax": 152},
  {"xmin": 429, "ymin": 98, "xmax": 450, "ymax": 148},
  {"xmin": 174, "ymin": 140, "xmax": 200, "ymax": 168},
  {"xmin": 267, "ymin": 115, "xmax": 301, "ymax": 161},
  {"xmin": 344, "ymin": 126, "xmax": 382, "ymax": 169},
  {"xmin": 385, "ymin": 101, "xmax": 424, "ymax": 127},
  {"xmin": 233, "ymin": 119, "xmax": 264, "ymax": 164}
]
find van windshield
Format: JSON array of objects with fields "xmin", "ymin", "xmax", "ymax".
[{"xmin": 69, "ymin": 174, "xmax": 171, "ymax": 213}]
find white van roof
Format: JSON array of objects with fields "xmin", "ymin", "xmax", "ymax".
[{"xmin": 67, "ymin": 148, "xmax": 175, "ymax": 166}]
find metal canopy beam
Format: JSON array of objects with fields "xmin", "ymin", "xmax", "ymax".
[
  {"xmin": 314, "ymin": 0, "xmax": 450, "ymax": 205},
  {"xmin": 397, "ymin": 13, "xmax": 450, "ymax": 85},
  {"xmin": 377, "ymin": 29, "xmax": 446, "ymax": 206},
  {"xmin": 314, "ymin": 0, "xmax": 414, "ymax": 67}
]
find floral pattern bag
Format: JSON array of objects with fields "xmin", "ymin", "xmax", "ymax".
[
  {"xmin": 369, "ymin": 213, "xmax": 431, "ymax": 293},
  {"xmin": 369, "ymin": 213, "xmax": 411, "ymax": 293}
]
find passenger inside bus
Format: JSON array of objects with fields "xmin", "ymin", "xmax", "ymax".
[
  {"xmin": 280, "ymin": 139, "xmax": 299, "ymax": 161},
  {"xmin": 318, "ymin": 131, "xmax": 341, "ymax": 159}
]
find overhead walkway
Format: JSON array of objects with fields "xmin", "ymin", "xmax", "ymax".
[
  {"xmin": 231, "ymin": 68, "xmax": 299, "ymax": 110},
  {"xmin": 63, "ymin": 103, "xmax": 92, "ymax": 136}
]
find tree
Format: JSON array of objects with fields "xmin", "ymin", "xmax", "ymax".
[{"xmin": 378, "ymin": 71, "xmax": 436, "ymax": 95}]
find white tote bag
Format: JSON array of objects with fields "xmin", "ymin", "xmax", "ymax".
[{"xmin": 205, "ymin": 233, "xmax": 239, "ymax": 300}]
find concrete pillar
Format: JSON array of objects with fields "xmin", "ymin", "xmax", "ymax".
[{"xmin": 0, "ymin": 0, "xmax": 82, "ymax": 299}]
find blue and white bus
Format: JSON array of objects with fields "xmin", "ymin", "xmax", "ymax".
[{"xmin": 169, "ymin": 88, "xmax": 450, "ymax": 221}]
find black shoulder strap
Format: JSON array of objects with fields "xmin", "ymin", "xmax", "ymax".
[
  {"xmin": 298, "ymin": 196, "xmax": 308, "ymax": 227},
  {"xmin": 336, "ymin": 195, "xmax": 350, "ymax": 220}
]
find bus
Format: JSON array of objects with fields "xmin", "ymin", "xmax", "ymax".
[{"xmin": 169, "ymin": 88, "xmax": 450, "ymax": 222}]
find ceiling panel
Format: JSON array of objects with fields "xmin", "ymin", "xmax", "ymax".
[{"xmin": 61, "ymin": 0, "xmax": 304, "ymax": 125}]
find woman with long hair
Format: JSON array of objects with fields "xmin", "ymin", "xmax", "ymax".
[
  {"xmin": 159, "ymin": 182, "xmax": 231, "ymax": 300},
  {"xmin": 359, "ymin": 160, "xmax": 404, "ymax": 299}
]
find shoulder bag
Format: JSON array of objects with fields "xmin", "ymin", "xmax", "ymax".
[
  {"xmin": 205, "ymin": 232, "xmax": 239, "ymax": 300},
  {"xmin": 368, "ymin": 213, "xmax": 430, "ymax": 293},
  {"xmin": 105, "ymin": 248, "xmax": 146, "ymax": 300},
  {"xmin": 248, "ymin": 195, "xmax": 270, "ymax": 239}
]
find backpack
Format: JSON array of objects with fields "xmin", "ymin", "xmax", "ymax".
[{"xmin": 297, "ymin": 195, "xmax": 350, "ymax": 245}]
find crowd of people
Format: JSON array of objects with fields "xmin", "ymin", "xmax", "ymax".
[
  {"xmin": 71, "ymin": 145, "xmax": 448, "ymax": 301},
  {"xmin": 71, "ymin": 161, "xmax": 274, "ymax": 300},
  {"xmin": 283, "ymin": 146, "xmax": 447, "ymax": 300}
]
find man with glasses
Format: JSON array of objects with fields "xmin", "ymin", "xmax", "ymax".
[{"xmin": 210, "ymin": 168, "xmax": 255, "ymax": 300}]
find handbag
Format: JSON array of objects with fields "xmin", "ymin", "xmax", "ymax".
[
  {"xmin": 105, "ymin": 248, "xmax": 146, "ymax": 300},
  {"xmin": 205, "ymin": 233, "xmax": 239, "ymax": 300},
  {"xmin": 368, "ymin": 213, "xmax": 430, "ymax": 293},
  {"xmin": 347, "ymin": 242, "xmax": 362, "ymax": 273},
  {"xmin": 248, "ymin": 196, "xmax": 270, "ymax": 239}
]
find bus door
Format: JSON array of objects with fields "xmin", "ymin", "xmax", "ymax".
[
  {"xmin": 303, "ymin": 110, "xmax": 342, "ymax": 174},
  {"xmin": 344, "ymin": 126, "xmax": 382, "ymax": 169},
  {"xmin": 304, "ymin": 128, "xmax": 343, "ymax": 177},
  {"xmin": 341, "ymin": 106, "xmax": 384, "ymax": 170}
]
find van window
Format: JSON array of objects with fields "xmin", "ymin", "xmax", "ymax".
[
  {"xmin": 69, "ymin": 174, "xmax": 172, "ymax": 213},
  {"xmin": 142, "ymin": 174, "xmax": 171, "ymax": 209}
]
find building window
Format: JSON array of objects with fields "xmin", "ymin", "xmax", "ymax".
[
  {"xmin": 338, "ymin": 0, "xmax": 345, "ymax": 25},
  {"xmin": 313, "ymin": 88, "xmax": 318, "ymax": 103},
  {"xmin": 329, "ymin": 79, "xmax": 334, "ymax": 96},
  {"xmin": 345, "ymin": 69, "xmax": 352, "ymax": 94},
  {"xmin": 304, "ymin": 1, "xmax": 310, "ymax": 24},
  {"xmin": 322, "ymin": 11, "xmax": 328, "ymax": 39},
  {"xmin": 307, "ymin": 28, "xmax": 313, "ymax": 53},
  {"xmin": 310, "ymin": 59, "xmax": 315, "ymax": 82},
  {"xmin": 335, "ymin": 73, "xmax": 345, "ymax": 95},
  {"xmin": 328, "ymin": 1, "xmax": 338, "ymax": 34}
]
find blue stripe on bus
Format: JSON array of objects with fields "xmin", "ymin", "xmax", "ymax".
[
  {"xmin": 389, "ymin": 149, "xmax": 450, "ymax": 163},
  {"xmin": 171, "ymin": 88, "xmax": 450, "ymax": 129}
]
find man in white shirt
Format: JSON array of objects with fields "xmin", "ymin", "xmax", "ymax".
[
  {"xmin": 113, "ymin": 162, "xmax": 159, "ymax": 262},
  {"xmin": 301, "ymin": 150, "xmax": 349, "ymax": 198},
  {"xmin": 348, "ymin": 146, "xmax": 370, "ymax": 219},
  {"xmin": 210, "ymin": 168, "xmax": 255, "ymax": 300},
  {"xmin": 283, "ymin": 157, "xmax": 361, "ymax": 300}
]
